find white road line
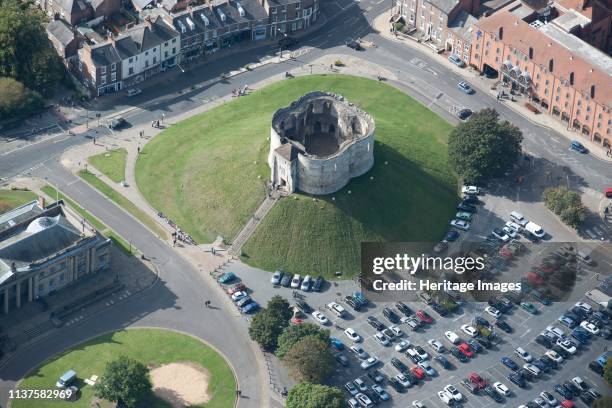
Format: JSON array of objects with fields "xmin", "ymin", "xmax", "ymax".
[{"xmin": 519, "ymin": 328, "xmax": 532, "ymax": 338}]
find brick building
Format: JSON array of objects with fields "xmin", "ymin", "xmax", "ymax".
[{"xmin": 470, "ymin": 1, "xmax": 611, "ymax": 148}]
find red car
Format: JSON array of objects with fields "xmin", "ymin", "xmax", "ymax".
[
  {"xmin": 526, "ymin": 272, "xmax": 544, "ymax": 286},
  {"xmin": 499, "ymin": 248, "xmax": 513, "ymax": 259},
  {"xmin": 469, "ymin": 373, "xmax": 487, "ymax": 389},
  {"xmin": 410, "ymin": 366, "xmax": 425, "ymax": 380},
  {"xmin": 416, "ymin": 310, "xmax": 433, "ymax": 324},
  {"xmin": 227, "ymin": 283, "xmax": 247, "ymax": 295},
  {"xmin": 458, "ymin": 343, "xmax": 474, "ymax": 358},
  {"xmin": 561, "ymin": 400, "xmax": 574, "ymax": 408}
]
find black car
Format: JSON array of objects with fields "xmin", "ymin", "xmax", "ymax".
[
  {"xmin": 467, "ymin": 339, "xmax": 483, "ymax": 353},
  {"xmin": 334, "ymin": 353, "xmax": 349, "ymax": 367},
  {"xmin": 396, "ymin": 301, "xmax": 413, "ymax": 316},
  {"xmin": 431, "ymin": 303, "xmax": 449, "ymax": 316},
  {"xmin": 540, "ymin": 354, "xmax": 558, "ymax": 369},
  {"xmin": 554, "ymin": 384, "xmax": 573, "ymax": 400},
  {"xmin": 365, "ymin": 389, "xmax": 380, "ymax": 404},
  {"xmin": 475, "ymin": 335, "xmax": 492, "ymax": 348},
  {"xmin": 589, "ymin": 361, "xmax": 604, "ymax": 375},
  {"xmin": 532, "ymin": 358, "xmax": 549, "ymax": 373},
  {"xmin": 383, "ymin": 307, "xmax": 400, "ymax": 323},
  {"xmin": 518, "ymin": 368, "xmax": 533, "ymax": 382},
  {"xmin": 526, "ymin": 402, "xmax": 539, "ymax": 408},
  {"xmin": 345, "ymin": 37, "xmax": 363, "ymax": 50},
  {"xmin": 484, "ymin": 385, "xmax": 504, "ymax": 402},
  {"xmin": 406, "ymin": 352, "xmax": 422, "ymax": 364},
  {"xmin": 507, "ymin": 372, "xmax": 526, "ymax": 388},
  {"xmin": 451, "ymin": 347, "xmax": 468, "ymax": 362},
  {"xmin": 570, "ymin": 306, "xmax": 589, "ymax": 320},
  {"xmin": 495, "ymin": 320, "xmax": 513, "ymax": 333},
  {"xmin": 367, "ymin": 369, "xmax": 385, "ymax": 383},
  {"xmin": 312, "ymin": 276, "xmax": 324, "ymax": 292},
  {"xmin": 345, "ymin": 296, "xmax": 361, "ymax": 311},
  {"xmin": 552, "ymin": 345, "xmax": 570, "ymax": 359},
  {"xmin": 536, "ymin": 357, "xmax": 554, "ymax": 370},
  {"xmin": 457, "ymin": 108, "xmax": 473, "ymax": 121},
  {"xmin": 295, "ymin": 300, "xmax": 312, "ymax": 314},
  {"xmin": 367, "ymin": 316, "xmax": 386, "ymax": 331},
  {"xmin": 563, "ymin": 381, "xmax": 581, "ymax": 395},
  {"xmin": 460, "ymin": 379, "xmax": 478, "ymax": 394},
  {"xmin": 391, "ymin": 357, "xmax": 408, "ymax": 374},
  {"xmin": 463, "ymin": 195, "xmax": 479, "ymax": 204},
  {"xmin": 457, "ymin": 202, "xmax": 477, "ymax": 213},
  {"xmin": 434, "ymin": 355, "xmax": 452, "ymax": 369},
  {"xmin": 579, "ymin": 393, "xmax": 594, "ymax": 405},
  {"xmin": 280, "ymin": 272, "xmax": 292, "ymax": 287},
  {"xmin": 388, "ymin": 377, "xmax": 405, "ymax": 392},
  {"xmin": 535, "ymin": 335, "xmax": 553, "ymax": 348},
  {"xmin": 278, "ymin": 36, "xmax": 298, "ymax": 48},
  {"xmin": 109, "ymin": 117, "xmax": 128, "ymax": 129},
  {"xmin": 474, "ymin": 316, "xmax": 491, "ymax": 328}
]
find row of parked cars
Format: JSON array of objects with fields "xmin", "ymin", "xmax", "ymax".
[
  {"xmin": 218, "ymin": 272, "xmax": 260, "ymax": 314},
  {"xmin": 270, "ymin": 270, "xmax": 324, "ymax": 292}
]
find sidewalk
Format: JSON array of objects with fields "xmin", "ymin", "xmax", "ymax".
[{"xmin": 371, "ymin": 11, "xmax": 612, "ymax": 163}]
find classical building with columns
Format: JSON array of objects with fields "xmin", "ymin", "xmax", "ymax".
[{"xmin": 0, "ymin": 198, "xmax": 111, "ymax": 314}]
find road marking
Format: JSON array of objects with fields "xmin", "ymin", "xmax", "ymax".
[{"xmin": 519, "ymin": 328, "xmax": 532, "ymax": 338}]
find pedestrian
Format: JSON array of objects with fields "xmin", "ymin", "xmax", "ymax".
[
  {"xmin": 237, "ymin": 390, "xmax": 242, "ymax": 397},
  {"xmin": 161, "ymin": 113, "xmax": 165, "ymax": 123},
  {"xmin": 93, "ymin": 137, "xmax": 96, "ymax": 145},
  {"xmin": 137, "ymin": 146, "xmax": 141, "ymax": 154}
]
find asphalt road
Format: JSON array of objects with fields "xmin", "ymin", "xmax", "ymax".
[{"xmin": 0, "ymin": 0, "xmax": 610, "ymax": 406}]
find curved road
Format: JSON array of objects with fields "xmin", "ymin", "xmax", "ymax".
[{"xmin": 1, "ymin": 0, "xmax": 610, "ymax": 406}]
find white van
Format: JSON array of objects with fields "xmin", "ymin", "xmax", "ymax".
[
  {"xmin": 525, "ymin": 222, "xmax": 545, "ymax": 238},
  {"xmin": 327, "ymin": 302, "xmax": 346, "ymax": 318},
  {"xmin": 510, "ymin": 211, "xmax": 528, "ymax": 226}
]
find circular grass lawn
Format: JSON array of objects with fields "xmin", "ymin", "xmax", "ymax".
[
  {"xmin": 13, "ymin": 329, "xmax": 236, "ymax": 408},
  {"xmin": 136, "ymin": 75, "xmax": 459, "ymax": 278}
]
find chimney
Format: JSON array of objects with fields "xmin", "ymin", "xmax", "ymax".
[
  {"xmin": 145, "ymin": 15, "xmax": 154, "ymax": 28},
  {"xmin": 38, "ymin": 196, "xmax": 46, "ymax": 209}
]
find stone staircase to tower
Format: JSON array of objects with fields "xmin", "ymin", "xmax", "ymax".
[{"xmin": 228, "ymin": 192, "xmax": 280, "ymax": 256}]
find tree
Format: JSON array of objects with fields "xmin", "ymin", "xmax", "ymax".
[
  {"xmin": 542, "ymin": 186, "xmax": 587, "ymax": 228},
  {"xmin": 276, "ymin": 323, "xmax": 330, "ymax": 358},
  {"xmin": 593, "ymin": 396, "xmax": 612, "ymax": 408},
  {"xmin": 448, "ymin": 108, "xmax": 523, "ymax": 184},
  {"xmin": 283, "ymin": 337, "xmax": 334, "ymax": 383},
  {"xmin": 94, "ymin": 356, "xmax": 152, "ymax": 408},
  {"xmin": 267, "ymin": 295, "xmax": 293, "ymax": 321},
  {"xmin": 604, "ymin": 358, "xmax": 612, "ymax": 386},
  {"xmin": 0, "ymin": 0, "xmax": 63, "ymax": 95},
  {"xmin": 0, "ymin": 77, "xmax": 43, "ymax": 120},
  {"xmin": 286, "ymin": 382, "xmax": 344, "ymax": 408},
  {"xmin": 248, "ymin": 309, "xmax": 289, "ymax": 351}
]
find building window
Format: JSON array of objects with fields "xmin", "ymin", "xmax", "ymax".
[
  {"xmin": 496, "ymin": 47, "xmax": 500, "ymax": 54},
  {"xmin": 172, "ymin": 38, "xmax": 177, "ymax": 43},
  {"xmin": 577, "ymin": 100, "xmax": 581, "ymax": 106},
  {"xmin": 129, "ymin": 67, "xmax": 134, "ymax": 75},
  {"xmin": 38, "ymin": 284, "xmax": 44, "ymax": 294},
  {"xmin": 576, "ymin": 109, "xmax": 581, "ymax": 115},
  {"xmin": 145, "ymin": 51, "xmax": 149, "ymax": 56},
  {"xmin": 587, "ymin": 106, "xmax": 591, "ymax": 112},
  {"xmin": 590, "ymin": 85, "xmax": 595, "ymax": 98},
  {"xmin": 295, "ymin": 2, "xmax": 300, "ymax": 9},
  {"xmin": 585, "ymin": 115, "xmax": 589, "ymax": 121},
  {"xmin": 100, "ymin": 66, "xmax": 106, "ymax": 74},
  {"xmin": 111, "ymin": 72, "xmax": 116, "ymax": 81},
  {"xmin": 111, "ymin": 63, "xmax": 116, "ymax": 71},
  {"xmin": 165, "ymin": 41, "xmax": 168, "ymax": 46},
  {"xmin": 536, "ymin": 74, "xmax": 540, "ymax": 80},
  {"xmin": 129, "ymin": 57, "xmax": 133, "ymax": 63},
  {"xmin": 153, "ymin": 57, "xmax": 157, "ymax": 64},
  {"xmin": 100, "ymin": 75, "xmax": 106, "ymax": 85},
  {"xmin": 498, "ymin": 27, "xmax": 503, "ymax": 40},
  {"xmin": 172, "ymin": 47, "xmax": 176, "ymax": 54},
  {"xmin": 569, "ymin": 72, "xmax": 574, "ymax": 85},
  {"xmin": 548, "ymin": 59, "xmax": 553, "ymax": 72},
  {"xmin": 528, "ymin": 47, "xmax": 533, "ymax": 59}
]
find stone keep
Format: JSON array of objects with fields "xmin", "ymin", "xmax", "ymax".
[{"xmin": 268, "ymin": 92, "xmax": 375, "ymax": 195}]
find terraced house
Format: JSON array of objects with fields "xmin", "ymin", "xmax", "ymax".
[{"xmin": 0, "ymin": 199, "xmax": 111, "ymax": 314}]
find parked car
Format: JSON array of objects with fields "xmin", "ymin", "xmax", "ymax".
[
  {"xmin": 383, "ymin": 307, "xmax": 400, "ymax": 323},
  {"xmin": 335, "ymin": 353, "xmax": 349, "ymax": 366},
  {"xmin": 416, "ymin": 310, "xmax": 433, "ymax": 323},
  {"xmin": 493, "ymin": 381, "xmax": 511, "ymax": 397},
  {"xmin": 508, "ymin": 372, "xmax": 526, "ymax": 388},
  {"xmin": 367, "ymin": 369, "xmax": 385, "ymax": 383},
  {"xmin": 456, "ymin": 211, "xmax": 473, "ymax": 221},
  {"xmin": 451, "ymin": 346, "xmax": 468, "ymax": 362},
  {"xmin": 290, "ymin": 274, "xmax": 301, "ymax": 288},
  {"xmin": 461, "ymin": 324, "xmax": 477, "ymax": 337},
  {"xmin": 345, "ymin": 328, "xmax": 362, "ymax": 343},
  {"xmin": 345, "ymin": 37, "xmax": 363, "ymax": 50},
  {"xmin": 457, "ymin": 202, "xmax": 477, "ymax": 213},
  {"xmin": 521, "ymin": 302, "xmax": 538, "ymax": 314},
  {"xmin": 458, "ymin": 81, "xmax": 474, "ymax": 94},
  {"xmin": 445, "ymin": 331, "xmax": 460, "ymax": 344},
  {"xmin": 460, "ymin": 379, "xmax": 478, "ymax": 394},
  {"xmin": 501, "ymin": 357, "xmax": 519, "ymax": 371},
  {"xmin": 396, "ymin": 301, "xmax": 413, "ymax": 316},
  {"xmin": 109, "ymin": 117, "xmax": 128, "ymax": 130},
  {"xmin": 434, "ymin": 355, "xmax": 451, "ymax": 369},
  {"xmin": 218, "ymin": 272, "xmax": 236, "ymax": 284},
  {"xmin": 448, "ymin": 54, "xmax": 466, "ymax": 67},
  {"xmin": 126, "ymin": 88, "xmax": 142, "ymax": 97},
  {"xmin": 457, "ymin": 108, "xmax": 473, "ymax": 121},
  {"xmin": 350, "ymin": 345, "xmax": 368, "ymax": 359},
  {"xmin": 241, "ymin": 301, "xmax": 259, "ymax": 314},
  {"xmin": 300, "ymin": 275, "xmax": 312, "ymax": 291},
  {"xmin": 280, "ymin": 272, "xmax": 293, "ymax": 287},
  {"xmin": 311, "ymin": 311, "xmax": 329, "ymax": 325},
  {"xmin": 427, "ymin": 339, "xmax": 445, "ymax": 353},
  {"xmin": 570, "ymin": 140, "xmax": 588, "ymax": 153},
  {"xmin": 495, "ymin": 320, "xmax": 513, "ymax": 333},
  {"xmin": 270, "ymin": 270, "xmax": 283, "ymax": 285},
  {"xmin": 312, "ymin": 276, "xmax": 324, "ymax": 292},
  {"xmin": 367, "ymin": 316, "xmax": 386, "ymax": 331},
  {"xmin": 360, "ymin": 356, "xmax": 379, "ymax": 369}
]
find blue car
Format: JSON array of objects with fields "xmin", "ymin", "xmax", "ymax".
[
  {"xmin": 241, "ymin": 302, "xmax": 259, "ymax": 314},
  {"xmin": 448, "ymin": 54, "xmax": 466, "ymax": 67},
  {"xmin": 445, "ymin": 230, "xmax": 460, "ymax": 242},
  {"xmin": 554, "ymin": 384, "xmax": 574, "ymax": 400},
  {"xmin": 458, "ymin": 81, "xmax": 475, "ymax": 94},
  {"xmin": 501, "ymin": 357, "xmax": 519, "ymax": 371},
  {"xmin": 570, "ymin": 140, "xmax": 588, "ymax": 153},
  {"xmin": 330, "ymin": 337, "xmax": 344, "ymax": 350},
  {"xmin": 558, "ymin": 315, "xmax": 577, "ymax": 328},
  {"xmin": 218, "ymin": 272, "xmax": 236, "ymax": 284},
  {"xmin": 571, "ymin": 328, "xmax": 591, "ymax": 343}
]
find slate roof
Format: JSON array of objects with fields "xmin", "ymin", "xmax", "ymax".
[
  {"xmin": 173, "ymin": 0, "xmax": 267, "ymax": 34},
  {"xmin": 0, "ymin": 201, "xmax": 41, "ymax": 236},
  {"xmin": 275, "ymin": 143, "xmax": 300, "ymax": 161},
  {"xmin": 47, "ymin": 20, "xmax": 76, "ymax": 47},
  {"xmin": 425, "ymin": 0, "xmax": 460, "ymax": 14},
  {"xmin": 448, "ymin": 10, "xmax": 477, "ymax": 41},
  {"xmin": 90, "ymin": 43, "xmax": 122, "ymax": 67},
  {"xmin": 56, "ymin": 0, "xmax": 90, "ymax": 14},
  {"xmin": 114, "ymin": 17, "xmax": 178, "ymax": 59}
]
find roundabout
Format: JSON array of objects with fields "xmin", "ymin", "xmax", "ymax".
[
  {"xmin": 12, "ymin": 328, "xmax": 237, "ymax": 408},
  {"xmin": 136, "ymin": 74, "xmax": 459, "ymax": 278}
]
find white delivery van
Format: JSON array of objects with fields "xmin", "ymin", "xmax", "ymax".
[{"xmin": 524, "ymin": 222, "xmax": 545, "ymax": 238}]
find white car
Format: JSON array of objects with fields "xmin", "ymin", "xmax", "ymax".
[
  {"xmin": 493, "ymin": 381, "xmax": 510, "ymax": 396},
  {"xmin": 556, "ymin": 338, "xmax": 577, "ymax": 354},
  {"xmin": 356, "ymin": 393, "xmax": 374, "ymax": 407},
  {"xmin": 231, "ymin": 291, "xmax": 248, "ymax": 302},
  {"xmin": 351, "ymin": 345, "xmax": 368, "ymax": 359},
  {"xmin": 540, "ymin": 391, "xmax": 558, "ymax": 406},
  {"xmin": 414, "ymin": 346, "xmax": 429, "ymax": 360},
  {"xmin": 514, "ymin": 347, "xmax": 533, "ymax": 362},
  {"xmin": 396, "ymin": 374, "xmax": 411, "ymax": 388},
  {"xmin": 523, "ymin": 363, "xmax": 541, "ymax": 377},
  {"xmin": 418, "ymin": 361, "xmax": 436, "ymax": 376},
  {"xmin": 311, "ymin": 311, "xmax": 329, "ymax": 325},
  {"xmin": 445, "ymin": 331, "xmax": 460, "ymax": 344},
  {"xmin": 300, "ymin": 275, "xmax": 312, "ymax": 291},
  {"xmin": 461, "ymin": 324, "xmax": 477, "ymax": 337},
  {"xmin": 545, "ymin": 350, "xmax": 563, "ymax": 363},
  {"xmin": 374, "ymin": 332, "xmax": 390, "ymax": 346},
  {"xmin": 354, "ymin": 378, "xmax": 368, "ymax": 392},
  {"xmin": 360, "ymin": 356, "xmax": 379, "ymax": 369},
  {"xmin": 126, "ymin": 88, "xmax": 142, "ymax": 97},
  {"xmin": 574, "ymin": 302, "xmax": 592, "ymax": 313},
  {"xmin": 390, "ymin": 325, "xmax": 404, "ymax": 337},
  {"xmin": 412, "ymin": 401, "xmax": 425, "ymax": 408},
  {"xmin": 347, "ymin": 398, "xmax": 359, "ymax": 408},
  {"xmin": 505, "ymin": 221, "xmax": 521, "ymax": 233},
  {"xmin": 571, "ymin": 376, "xmax": 588, "ymax": 392},
  {"xmin": 492, "ymin": 228, "xmax": 510, "ymax": 242},
  {"xmin": 444, "ymin": 384, "xmax": 463, "ymax": 401},
  {"xmin": 580, "ymin": 320, "xmax": 600, "ymax": 335},
  {"xmin": 428, "ymin": 339, "xmax": 445, "ymax": 353},
  {"xmin": 462, "ymin": 185, "xmax": 480, "ymax": 195},
  {"xmin": 546, "ymin": 325, "xmax": 565, "ymax": 339},
  {"xmin": 450, "ymin": 219, "xmax": 470, "ymax": 231},
  {"xmin": 327, "ymin": 302, "xmax": 346, "ymax": 318},
  {"xmin": 345, "ymin": 328, "xmax": 362, "ymax": 342},
  {"xmin": 438, "ymin": 390, "xmax": 452, "ymax": 405},
  {"xmin": 485, "ymin": 306, "xmax": 501, "ymax": 318},
  {"xmin": 345, "ymin": 381, "xmax": 358, "ymax": 395},
  {"xmin": 395, "ymin": 340, "xmax": 410, "ymax": 352},
  {"xmin": 502, "ymin": 226, "xmax": 517, "ymax": 238},
  {"xmin": 290, "ymin": 274, "xmax": 301, "ymax": 288}
]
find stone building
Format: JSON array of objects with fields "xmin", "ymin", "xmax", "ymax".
[
  {"xmin": 0, "ymin": 199, "xmax": 111, "ymax": 314},
  {"xmin": 268, "ymin": 92, "xmax": 375, "ymax": 195},
  {"xmin": 470, "ymin": 0, "xmax": 611, "ymax": 147}
]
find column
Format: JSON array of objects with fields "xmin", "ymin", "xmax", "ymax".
[
  {"xmin": 28, "ymin": 276, "xmax": 33, "ymax": 302},
  {"xmin": 4, "ymin": 287, "xmax": 8, "ymax": 314},
  {"xmin": 16, "ymin": 281, "xmax": 21, "ymax": 308}
]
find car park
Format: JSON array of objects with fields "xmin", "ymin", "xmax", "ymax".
[
  {"xmin": 360, "ymin": 356, "xmax": 379, "ymax": 370},
  {"xmin": 374, "ymin": 332, "xmax": 390, "ymax": 346},
  {"xmin": 371, "ymin": 384, "xmax": 390, "ymax": 401},
  {"xmin": 461, "ymin": 324, "xmax": 477, "ymax": 337},
  {"xmin": 427, "ymin": 339, "xmax": 445, "ymax": 353},
  {"xmin": 445, "ymin": 331, "xmax": 460, "ymax": 344},
  {"xmin": 312, "ymin": 311, "xmax": 329, "ymax": 325},
  {"xmin": 335, "ymin": 353, "xmax": 349, "ymax": 367},
  {"xmin": 351, "ymin": 345, "xmax": 368, "ymax": 359},
  {"xmin": 495, "ymin": 320, "xmax": 513, "ymax": 333},
  {"xmin": 493, "ymin": 381, "xmax": 510, "ymax": 396}
]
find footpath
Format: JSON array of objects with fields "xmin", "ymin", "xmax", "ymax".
[{"xmin": 371, "ymin": 11, "xmax": 612, "ymax": 163}]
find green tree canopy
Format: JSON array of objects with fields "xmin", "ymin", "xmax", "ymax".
[
  {"xmin": 542, "ymin": 186, "xmax": 587, "ymax": 228},
  {"xmin": 93, "ymin": 356, "xmax": 152, "ymax": 408},
  {"xmin": 0, "ymin": 77, "xmax": 43, "ymax": 120},
  {"xmin": 283, "ymin": 337, "xmax": 334, "ymax": 383},
  {"xmin": 604, "ymin": 358, "xmax": 612, "ymax": 386},
  {"xmin": 448, "ymin": 108, "xmax": 523, "ymax": 184},
  {"xmin": 267, "ymin": 295, "xmax": 293, "ymax": 321},
  {"xmin": 0, "ymin": 0, "xmax": 63, "ymax": 95},
  {"xmin": 276, "ymin": 323, "xmax": 330, "ymax": 358},
  {"xmin": 593, "ymin": 396, "xmax": 612, "ymax": 408},
  {"xmin": 286, "ymin": 382, "xmax": 344, "ymax": 408},
  {"xmin": 248, "ymin": 308, "xmax": 289, "ymax": 351}
]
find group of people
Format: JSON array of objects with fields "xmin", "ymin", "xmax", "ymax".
[{"xmin": 231, "ymin": 85, "xmax": 249, "ymax": 97}]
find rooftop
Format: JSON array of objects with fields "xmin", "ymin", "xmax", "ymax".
[
  {"xmin": 448, "ymin": 10, "xmax": 478, "ymax": 41},
  {"xmin": 553, "ymin": 9, "xmax": 592, "ymax": 30},
  {"xmin": 425, "ymin": 0, "xmax": 461, "ymax": 14},
  {"xmin": 47, "ymin": 20, "xmax": 76, "ymax": 47}
]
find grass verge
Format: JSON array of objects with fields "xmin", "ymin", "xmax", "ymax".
[
  {"xmin": 0, "ymin": 189, "xmax": 37, "ymax": 213},
  {"xmin": 13, "ymin": 329, "xmax": 236, "ymax": 408},
  {"xmin": 88, "ymin": 148, "xmax": 128, "ymax": 183}
]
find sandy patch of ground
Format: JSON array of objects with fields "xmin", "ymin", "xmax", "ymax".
[{"xmin": 150, "ymin": 362, "xmax": 211, "ymax": 407}]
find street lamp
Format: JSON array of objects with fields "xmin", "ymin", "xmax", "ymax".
[{"xmin": 277, "ymin": 28, "xmax": 287, "ymax": 59}]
